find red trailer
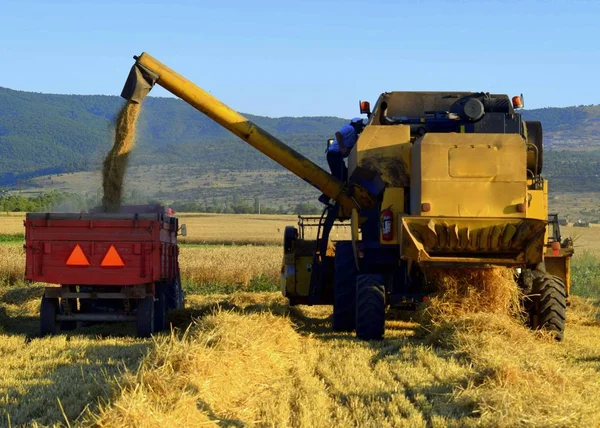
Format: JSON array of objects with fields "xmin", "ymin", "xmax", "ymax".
[{"xmin": 25, "ymin": 205, "xmax": 184, "ymax": 337}]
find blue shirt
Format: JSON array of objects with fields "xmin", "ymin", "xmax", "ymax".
[{"xmin": 329, "ymin": 124, "xmax": 358, "ymax": 155}]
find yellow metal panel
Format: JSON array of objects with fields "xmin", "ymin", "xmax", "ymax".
[
  {"xmin": 295, "ymin": 256, "xmax": 313, "ymax": 297},
  {"xmin": 448, "ymin": 146, "xmax": 498, "ymax": 178},
  {"xmin": 379, "ymin": 187, "xmax": 405, "ymax": 245},
  {"xmin": 400, "ymin": 216, "xmax": 546, "ymax": 266},
  {"xmin": 348, "ymin": 125, "xmax": 411, "ymax": 187},
  {"xmin": 411, "ymin": 133, "xmax": 527, "ymax": 217},
  {"xmin": 545, "ymin": 255, "xmax": 572, "ymax": 296},
  {"xmin": 526, "ymin": 182, "xmax": 547, "ymax": 221}
]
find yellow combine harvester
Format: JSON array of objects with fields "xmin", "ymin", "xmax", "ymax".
[{"xmin": 121, "ymin": 53, "xmax": 573, "ymax": 341}]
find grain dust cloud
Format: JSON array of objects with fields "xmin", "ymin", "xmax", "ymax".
[{"xmin": 102, "ymin": 101, "xmax": 141, "ymax": 212}]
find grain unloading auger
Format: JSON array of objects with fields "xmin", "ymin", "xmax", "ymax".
[{"xmin": 122, "ymin": 53, "xmax": 573, "ymax": 341}]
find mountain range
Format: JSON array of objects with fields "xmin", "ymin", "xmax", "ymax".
[{"xmin": 1, "ymin": 86, "xmax": 599, "ymax": 193}]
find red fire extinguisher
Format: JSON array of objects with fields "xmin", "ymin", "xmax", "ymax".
[{"xmin": 381, "ymin": 206, "xmax": 393, "ymax": 241}]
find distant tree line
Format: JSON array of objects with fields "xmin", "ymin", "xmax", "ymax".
[{"xmin": 0, "ymin": 191, "xmax": 89, "ymax": 212}]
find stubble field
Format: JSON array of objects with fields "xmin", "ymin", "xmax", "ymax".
[{"xmin": 0, "ymin": 213, "xmax": 599, "ymax": 427}]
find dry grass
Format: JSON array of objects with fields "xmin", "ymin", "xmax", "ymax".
[
  {"xmin": 0, "ymin": 215, "xmax": 25, "ymax": 235},
  {"xmin": 563, "ymin": 225, "xmax": 600, "ymax": 254},
  {"xmin": 177, "ymin": 213, "xmax": 299, "ymax": 245},
  {"xmin": 0, "ymin": 243, "xmax": 25, "ymax": 286},
  {"xmin": 1, "ymin": 282, "xmax": 600, "ymax": 426},
  {"xmin": 87, "ymin": 293, "xmax": 600, "ymax": 427},
  {"xmin": 176, "ymin": 213, "xmax": 351, "ymax": 245},
  {"xmin": 178, "ymin": 244, "xmax": 280, "ymax": 290},
  {"xmin": 420, "ymin": 267, "xmax": 522, "ymax": 322},
  {"xmin": 1, "ymin": 214, "xmax": 600, "ymax": 426},
  {"xmin": 0, "ymin": 285, "xmax": 150, "ymax": 426}
]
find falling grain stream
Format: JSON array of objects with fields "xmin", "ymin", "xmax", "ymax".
[{"xmin": 102, "ymin": 101, "xmax": 141, "ymax": 212}]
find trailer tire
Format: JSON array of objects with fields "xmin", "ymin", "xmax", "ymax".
[
  {"xmin": 136, "ymin": 296, "xmax": 155, "ymax": 338},
  {"xmin": 154, "ymin": 284, "xmax": 167, "ymax": 332},
  {"xmin": 176, "ymin": 274, "xmax": 185, "ymax": 309},
  {"xmin": 355, "ymin": 274, "xmax": 386, "ymax": 340},
  {"xmin": 166, "ymin": 274, "xmax": 184, "ymax": 310},
  {"xmin": 332, "ymin": 242, "xmax": 357, "ymax": 332},
  {"xmin": 40, "ymin": 296, "xmax": 59, "ymax": 336},
  {"xmin": 528, "ymin": 273, "xmax": 566, "ymax": 341}
]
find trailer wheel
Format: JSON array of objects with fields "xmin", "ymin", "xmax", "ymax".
[
  {"xmin": 176, "ymin": 274, "xmax": 184, "ymax": 309},
  {"xmin": 40, "ymin": 296, "xmax": 59, "ymax": 336},
  {"xmin": 355, "ymin": 274, "xmax": 386, "ymax": 340},
  {"xmin": 332, "ymin": 242, "xmax": 357, "ymax": 332},
  {"xmin": 528, "ymin": 273, "xmax": 567, "ymax": 341},
  {"xmin": 154, "ymin": 284, "xmax": 167, "ymax": 332},
  {"xmin": 166, "ymin": 274, "xmax": 184, "ymax": 310},
  {"xmin": 136, "ymin": 296, "xmax": 155, "ymax": 338}
]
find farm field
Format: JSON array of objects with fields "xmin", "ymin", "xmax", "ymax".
[
  {"xmin": 10, "ymin": 165, "xmax": 323, "ymax": 212},
  {"xmin": 0, "ymin": 213, "xmax": 599, "ymax": 426}
]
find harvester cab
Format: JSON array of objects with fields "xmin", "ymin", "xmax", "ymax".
[{"xmin": 119, "ymin": 53, "xmax": 573, "ymax": 341}]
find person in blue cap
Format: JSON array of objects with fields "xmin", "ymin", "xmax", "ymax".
[
  {"xmin": 319, "ymin": 117, "xmax": 365, "ymax": 204},
  {"xmin": 327, "ymin": 117, "xmax": 365, "ymax": 181}
]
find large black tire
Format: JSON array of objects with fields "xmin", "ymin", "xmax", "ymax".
[
  {"xmin": 166, "ymin": 274, "xmax": 184, "ymax": 310},
  {"xmin": 355, "ymin": 274, "xmax": 386, "ymax": 340},
  {"xmin": 529, "ymin": 273, "xmax": 566, "ymax": 341},
  {"xmin": 332, "ymin": 242, "xmax": 358, "ymax": 332},
  {"xmin": 283, "ymin": 226, "xmax": 298, "ymax": 254},
  {"xmin": 136, "ymin": 296, "xmax": 155, "ymax": 338},
  {"xmin": 40, "ymin": 296, "xmax": 59, "ymax": 336},
  {"xmin": 176, "ymin": 274, "xmax": 185, "ymax": 309},
  {"xmin": 154, "ymin": 284, "xmax": 167, "ymax": 332},
  {"xmin": 525, "ymin": 121, "xmax": 543, "ymax": 175}
]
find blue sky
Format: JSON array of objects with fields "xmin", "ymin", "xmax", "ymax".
[{"xmin": 1, "ymin": 0, "xmax": 599, "ymax": 117}]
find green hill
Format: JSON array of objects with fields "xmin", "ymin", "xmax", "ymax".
[
  {"xmin": 0, "ymin": 87, "xmax": 345, "ymax": 185},
  {"xmin": 1, "ymin": 86, "xmax": 599, "ymax": 198},
  {"xmin": 522, "ymin": 105, "xmax": 600, "ymax": 149}
]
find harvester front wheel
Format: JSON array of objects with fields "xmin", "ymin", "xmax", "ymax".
[
  {"xmin": 40, "ymin": 296, "xmax": 59, "ymax": 336},
  {"xmin": 355, "ymin": 274, "xmax": 386, "ymax": 340},
  {"xmin": 136, "ymin": 296, "xmax": 155, "ymax": 338},
  {"xmin": 529, "ymin": 273, "xmax": 566, "ymax": 341},
  {"xmin": 332, "ymin": 242, "xmax": 357, "ymax": 332}
]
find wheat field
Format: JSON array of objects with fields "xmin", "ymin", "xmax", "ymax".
[{"xmin": 0, "ymin": 213, "xmax": 599, "ymax": 426}]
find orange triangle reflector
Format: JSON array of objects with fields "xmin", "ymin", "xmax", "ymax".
[
  {"xmin": 66, "ymin": 244, "xmax": 90, "ymax": 266},
  {"xmin": 101, "ymin": 245, "xmax": 125, "ymax": 267}
]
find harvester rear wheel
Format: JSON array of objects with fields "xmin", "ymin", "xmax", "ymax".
[
  {"xmin": 525, "ymin": 121, "xmax": 543, "ymax": 175},
  {"xmin": 355, "ymin": 274, "xmax": 386, "ymax": 340},
  {"xmin": 40, "ymin": 296, "xmax": 59, "ymax": 336},
  {"xmin": 154, "ymin": 283, "xmax": 167, "ymax": 332},
  {"xmin": 529, "ymin": 273, "xmax": 566, "ymax": 341},
  {"xmin": 332, "ymin": 242, "xmax": 357, "ymax": 332},
  {"xmin": 136, "ymin": 296, "xmax": 155, "ymax": 338}
]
